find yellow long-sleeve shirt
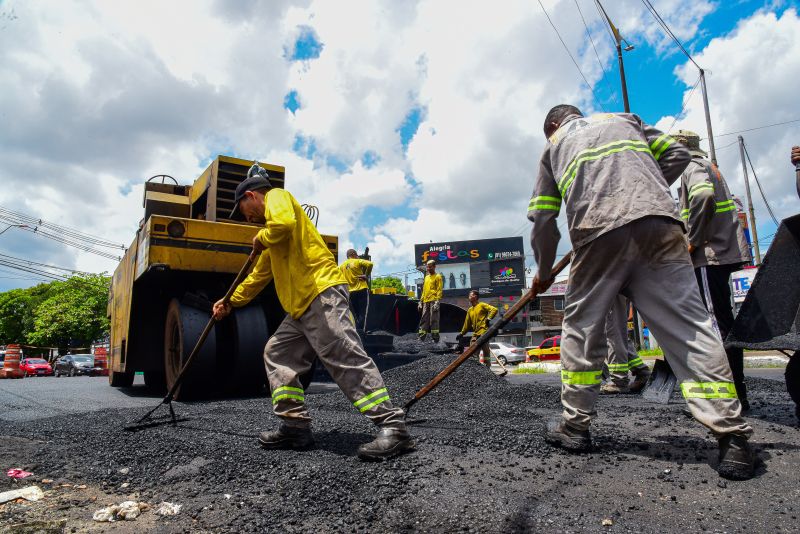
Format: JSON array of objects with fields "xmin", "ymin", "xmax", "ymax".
[
  {"xmin": 421, "ymin": 272, "xmax": 443, "ymax": 303},
  {"xmin": 461, "ymin": 301, "xmax": 498, "ymax": 336},
  {"xmin": 229, "ymin": 188, "xmax": 346, "ymax": 319},
  {"xmin": 339, "ymin": 258, "xmax": 373, "ymax": 292}
]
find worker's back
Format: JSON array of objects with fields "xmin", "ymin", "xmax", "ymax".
[{"xmin": 543, "ymin": 113, "xmax": 685, "ymax": 249}]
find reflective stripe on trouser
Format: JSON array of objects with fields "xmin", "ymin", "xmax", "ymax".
[
  {"xmin": 263, "ymin": 284, "xmax": 405, "ymax": 430},
  {"xmin": 471, "ymin": 336, "xmax": 492, "ymax": 368},
  {"xmin": 560, "ymin": 216, "xmax": 751, "ymax": 437},
  {"xmin": 418, "ymin": 300, "xmax": 440, "ymax": 336},
  {"xmin": 604, "ymin": 295, "xmax": 650, "ymax": 386}
]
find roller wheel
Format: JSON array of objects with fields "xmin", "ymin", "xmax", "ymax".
[
  {"xmin": 219, "ymin": 305, "xmax": 269, "ymax": 395},
  {"xmin": 109, "ymin": 369, "xmax": 134, "ymax": 387},
  {"xmin": 144, "ymin": 370, "xmax": 166, "ymax": 393},
  {"xmin": 164, "ymin": 298, "xmax": 217, "ymax": 400}
]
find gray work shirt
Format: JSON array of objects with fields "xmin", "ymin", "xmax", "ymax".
[
  {"xmin": 527, "ymin": 113, "xmax": 691, "ymax": 279},
  {"xmin": 678, "ymin": 156, "xmax": 751, "ymax": 268}
]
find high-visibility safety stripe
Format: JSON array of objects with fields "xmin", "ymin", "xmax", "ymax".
[
  {"xmin": 680, "ymin": 381, "xmax": 738, "ymax": 399},
  {"xmin": 561, "ymin": 369, "xmax": 603, "ymax": 385},
  {"xmin": 715, "ymin": 200, "xmax": 735, "ymax": 214},
  {"xmin": 628, "ymin": 357, "xmax": 645, "ymax": 368},
  {"xmin": 649, "ymin": 134, "xmax": 676, "ymax": 160},
  {"xmin": 272, "ymin": 385, "xmax": 305, "ymax": 404},
  {"xmin": 558, "ymin": 140, "xmax": 651, "ymax": 197},
  {"xmin": 431, "ymin": 329, "xmax": 440, "ymax": 334},
  {"xmin": 680, "ymin": 209, "xmax": 690, "ymax": 220},
  {"xmin": 354, "ymin": 388, "xmax": 390, "ymax": 413},
  {"xmin": 528, "ymin": 195, "xmax": 562, "ymax": 212},
  {"xmin": 688, "ymin": 184, "xmax": 714, "ymax": 201},
  {"xmin": 606, "ymin": 363, "xmax": 629, "ymax": 373}
]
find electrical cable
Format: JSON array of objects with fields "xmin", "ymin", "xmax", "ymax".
[
  {"xmin": 666, "ymin": 75, "xmax": 701, "ymax": 134},
  {"xmin": 640, "ymin": 0, "xmax": 701, "ymax": 69},
  {"xmin": 537, "ymin": 0, "xmax": 606, "ymax": 112},
  {"xmin": 574, "ymin": 0, "xmax": 616, "ymax": 104},
  {"xmin": 742, "ymin": 141, "xmax": 780, "ymax": 226},
  {"xmin": 0, "ymin": 205, "xmax": 125, "ymax": 249},
  {"xmin": 704, "ymin": 118, "xmax": 800, "ymax": 140}
]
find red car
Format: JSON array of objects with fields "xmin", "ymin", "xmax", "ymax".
[{"xmin": 20, "ymin": 358, "xmax": 54, "ymax": 377}]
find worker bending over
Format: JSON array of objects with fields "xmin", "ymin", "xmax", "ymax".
[
  {"xmin": 601, "ymin": 296, "xmax": 650, "ymax": 394},
  {"xmin": 418, "ymin": 259, "xmax": 443, "ymax": 342},
  {"xmin": 459, "ymin": 290, "xmax": 503, "ymax": 374},
  {"xmin": 213, "ymin": 165, "xmax": 415, "ymax": 461},
  {"xmin": 673, "ymin": 130, "xmax": 753, "ymax": 410},
  {"xmin": 339, "ymin": 249, "xmax": 373, "ymax": 332},
  {"xmin": 528, "ymin": 106, "xmax": 755, "ymax": 480}
]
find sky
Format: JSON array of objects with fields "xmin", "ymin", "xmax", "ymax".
[{"xmin": 0, "ymin": 0, "xmax": 799, "ymax": 292}]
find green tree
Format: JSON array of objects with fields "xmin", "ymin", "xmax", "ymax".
[
  {"xmin": 371, "ymin": 276, "xmax": 406, "ymax": 295},
  {"xmin": 0, "ymin": 288, "xmax": 34, "ymax": 344},
  {"xmin": 26, "ymin": 274, "xmax": 110, "ymax": 349}
]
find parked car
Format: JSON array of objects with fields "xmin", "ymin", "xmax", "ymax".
[
  {"xmin": 526, "ymin": 335, "xmax": 561, "ymax": 362},
  {"xmin": 488, "ymin": 342, "xmax": 527, "ymax": 365},
  {"xmin": 54, "ymin": 354, "xmax": 102, "ymax": 377},
  {"xmin": 20, "ymin": 358, "xmax": 54, "ymax": 377}
]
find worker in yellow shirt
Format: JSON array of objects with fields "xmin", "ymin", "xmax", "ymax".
[
  {"xmin": 418, "ymin": 259, "xmax": 443, "ymax": 342},
  {"xmin": 212, "ymin": 165, "xmax": 414, "ymax": 460},
  {"xmin": 339, "ymin": 249, "xmax": 373, "ymax": 332},
  {"xmin": 458, "ymin": 290, "xmax": 506, "ymax": 375}
]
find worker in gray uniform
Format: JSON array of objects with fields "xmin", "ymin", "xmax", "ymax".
[
  {"xmin": 673, "ymin": 130, "xmax": 752, "ymax": 410},
  {"xmin": 789, "ymin": 145, "xmax": 800, "ymax": 421},
  {"xmin": 528, "ymin": 105, "xmax": 755, "ymax": 480},
  {"xmin": 600, "ymin": 296, "xmax": 650, "ymax": 394}
]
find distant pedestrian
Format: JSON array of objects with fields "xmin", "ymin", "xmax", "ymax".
[
  {"xmin": 418, "ymin": 260, "xmax": 443, "ymax": 342},
  {"xmin": 528, "ymin": 105, "xmax": 754, "ymax": 480},
  {"xmin": 339, "ymin": 249, "xmax": 373, "ymax": 332}
]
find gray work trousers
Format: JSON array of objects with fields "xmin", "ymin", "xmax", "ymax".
[
  {"xmin": 604, "ymin": 295, "xmax": 650, "ymax": 386},
  {"xmin": 560, "ymin": 216, "xmax": 752, "ymax": 438},
  {"xmin": 471, "ymin": 335, "xmax": 492, "ymax": 369},
  {"xmin": 418, "ymin": 300, "xmax": 440, "ymax": 338},
  {"xmin": 264, "ymin": 284, "xmax": 405, "ymax": 430}
]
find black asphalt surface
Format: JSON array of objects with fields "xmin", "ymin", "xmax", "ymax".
[{"xmin": 1, "ymin": 355, "xmax": 798, "ymax": 532}]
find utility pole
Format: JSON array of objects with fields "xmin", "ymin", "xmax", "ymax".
[
  {"xmin": 738, "ymin": 135, "xmax": 761, "ymax": 264},
  {"xmin": 699, "ymin": 69, "xmax": 718, "ymax": 165},
  {"xmin": 596, "ymin": 0, "xmax": 633, "ymax": 113}
]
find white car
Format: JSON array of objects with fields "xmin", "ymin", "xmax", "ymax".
[{"xmin": 487, "ymin": 342, "xmax": 527, "ymax": 365}]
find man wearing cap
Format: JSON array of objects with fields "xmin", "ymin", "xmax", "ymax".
[
  {"xmin": 339, "ymin": 249, "xmax": 373, "ymax": 332},
  {"xmin": 418, "ymin": 259, "xmax": 443, "ymax": 342},
  {"xmin": 674, "ymin": 130, "xmax": 752, "ymax": 410},
  {"xmin": 212, "ymin": 165, "xmax": 415, "ymax": 460}
]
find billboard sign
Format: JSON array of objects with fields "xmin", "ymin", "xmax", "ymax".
[
  {"xmin": 414, "ymin": 237, "xmax": 525, "ymax": 296},
  {"xmin": 731, "ymin": 267, "xmax": 758, "ymax": 303}
]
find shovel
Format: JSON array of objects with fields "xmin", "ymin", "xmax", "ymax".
[
  {"xmin": 403, "ymin": 253, "xmax": 572, "ymax": 421},
  {"xmin": 640, "ymin": 358, "xmax": 677, "ymax": 404},
  {"xmin": 124, "ymin": 251, "xmax": 258, "ymax": 431}
]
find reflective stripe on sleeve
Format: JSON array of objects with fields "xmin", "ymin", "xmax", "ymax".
[
  {"xmin": 272, "ymin": 385, "xmax": 305, "ymax": 404},
  {"xmin": 628, "ymin": 357, "xmax": 645, "ymax": 368},
  {"xmin": 680, "ymin": 381, "xmax": 738, "ymax": 399},
  {"xmin": 680, "ymin": 209, "xmax": 690, "ymax": 220},
  {"xmin": 715, "ymin": 200, "xmax": 735, "ymax": 214},
  {"xmin": 650, "ymin": 134, "xmax": 676, "ymax": 160},
  {"xmin": 354, "ymin": 388, "xmax": 391, "ymax": 413},
  {"xmin": 561, "ymin": 370, "xmax": 603, "ymax": 385},
  {"xmin": 528, "ymin": 195, "xmax": 562, "ymax": 212},
  {"xmin": 688, "ymin": 183, "xmax": 714, "ymax": 200}
]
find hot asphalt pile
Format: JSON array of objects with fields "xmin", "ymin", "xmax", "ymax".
[{"xmin": 2, "ymin": 351, "xmax": 799, "ymax": 533}]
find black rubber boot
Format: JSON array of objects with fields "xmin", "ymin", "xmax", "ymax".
[
  {"xmin": 545, "ymin": 418, "xmax": 592, "ymax": 452},
  {"xmin": 717, "ymin": 434, "xmax": 755, "ymax": 481},
  {"xmin": 628, "ymin": 370, "xmax": 651, "ymax": 393},
  {"xmin": 357, "ymin": 428, "xmax": 416, "ymax": 461},
  {"xmin": 258, "ymin": 424, "xmax": 315, "ymax": 450},
  {"xmin": 432, "ymin": 334, "xmax": 440, "ymax": 343}
]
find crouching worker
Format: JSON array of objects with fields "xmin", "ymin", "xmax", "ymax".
[{"xmin": 213, "ymin": 165, "xmax": 415, "ymax": 461}]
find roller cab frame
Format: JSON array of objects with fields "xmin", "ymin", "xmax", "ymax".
[{"xmin": 107, "ymin": 155, "xmax": 338, "ymax": 396}]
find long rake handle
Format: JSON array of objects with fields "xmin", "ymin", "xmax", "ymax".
[
  {"xmin": 403, "ymin": 253, "xmax": 572, "ymax": 414},
  {"xmin": 160, "ymin": 251, "xmax": 258, "ymax": 405}
]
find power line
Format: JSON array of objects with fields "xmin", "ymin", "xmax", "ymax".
[
  {"xmin": 0, "ymin": 205, "xmax": 125, "ymax": 249},
  {"xmin": 705, "ymin": 118, "xmax": 800, "ymax": 140},
  {"xmin": 537, "ymin": 0, "xmax": 606, "ymax": 112},
  {"xmin": 742, "ymin": 141, "xmax": 780, "ymax": 226},
  {"xmin": 640, "ymin": 0, "xmax": 701, "ymax": 69},
  {"xmin": 666, "ymin": 75, "xmax": 701, "ymax": 134},
  {"xmin": 574, "ymin": 0, "xmax": 616, "ymax": 104}
]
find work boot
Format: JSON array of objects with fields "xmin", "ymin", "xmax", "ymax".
[
  {"xmin": 628, "ymin": 370, "xmax": 651, "ymax": 393},
  {"xmin": 545, "ymin": 418, "xmax": 592, "ymax": 452},
  {"xmin": 258, "ymin": 424, "xmax": 314, "ymax": 450},
  {"xmin": 432, "ymin": 334, "xmax": 440, "ymax": 343},
  {"xmin": 717, "ymin": 434, "xmax": 755, "ymax": 481},
  {"xmin": 600, "ymin": 382, "xmax": 629, "ymax": 394},
  {"xmin": 418, "ymin": 332, "xmax": 427, "ymax": 341},
  {"xmin": 357, "ymin": 427, "xmax": 416, "ymax": 461}
]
